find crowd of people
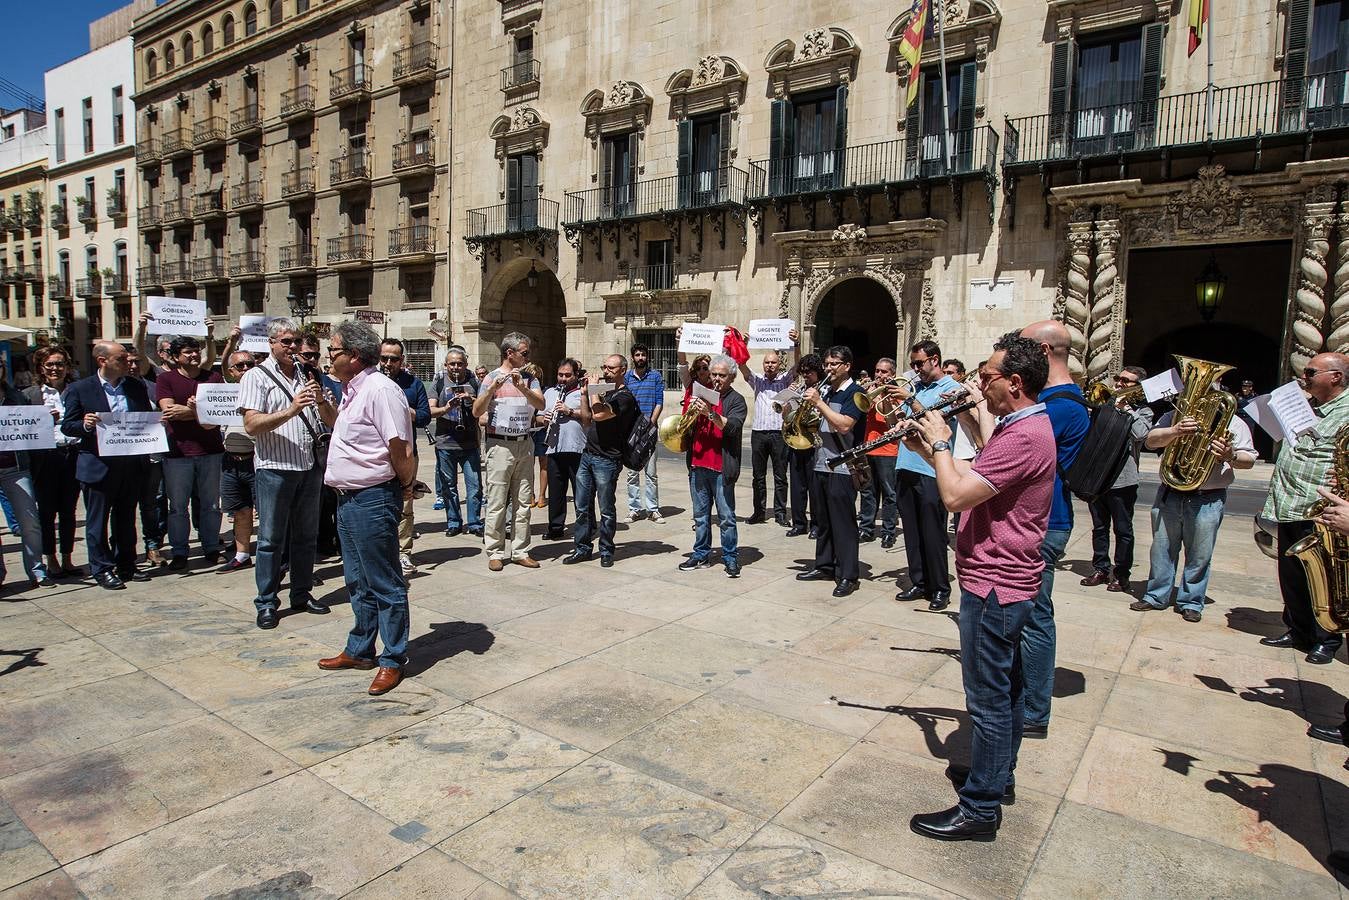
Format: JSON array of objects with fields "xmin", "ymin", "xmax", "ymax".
[{"xmin": 2, "ymin": 311, "xmax": 1348, "ymax": 845}]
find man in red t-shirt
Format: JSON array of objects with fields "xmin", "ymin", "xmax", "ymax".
[
  {"xmin": 901, "ymin": 331, "xmax": 1056, "ymax": 843},
  {"xmin": 857, "ymin": 356, "xmax": 899, "ymax": 547},
  {"xmin": 157, "ymin": 335, "xmax": 226, "ymax": 570}
]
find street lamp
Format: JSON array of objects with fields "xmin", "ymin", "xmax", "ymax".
[
  {"xmin": 1193, "ymin": 253, "xmax": 1227, "ymax": 323},
  {"xmin": 287, "ymin": 291, "xmax": 316, "ymax": 326},
  {"xmin": 527, "ymin": 261, "xmax": 538, "ymax": 289}
]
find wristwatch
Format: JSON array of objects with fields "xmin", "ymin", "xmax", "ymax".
[{"xmin": 931, "ymin": 440, "xmax": 952, "ymax": 453}]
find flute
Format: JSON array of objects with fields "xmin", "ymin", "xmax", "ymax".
[{"xmin": 827, "ymin": 397, "xmax": 979, "ymax": 469}]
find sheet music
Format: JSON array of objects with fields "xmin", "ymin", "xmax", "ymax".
[{"xmin": 1268, "ymin": 380, "xmax": 1319, "ymax": 440}]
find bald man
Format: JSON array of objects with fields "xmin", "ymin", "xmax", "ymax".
[
  {"xmin": 1261, "ymin": 352, "xmax": 1349, "ymax": 663},
  {"xmin": 1016, "ymin": 320, "xmax": 1090, "ymax": 737}
]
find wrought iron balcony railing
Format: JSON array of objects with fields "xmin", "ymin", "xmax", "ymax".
[
  {"xmin": 75, "ymin": 275, "xmax": 102, "ymax": 297},
  {"xmin": 104, "ymin": 273, "xmax": 130, "ymax": 295},
  {"xmin": 625, "ymin": 263, "xmax": 682, "ymax": 293},
  {"xmin": 135, "ymin": 137, "xmax": 160, "ymax": 163},
  {"xmin": 49, "ymin": 206, "xmax": 68, "ymax": 228},
  {"xmin": 18, "ymin": 265, "xmax": 42, "ymax": 283},
  {"xmin": 231, "ymin": 179, "xmax": 263, "ymax": 208},
  {"xmin": 193, "ymin": 116, "xmax": 227, "ymax": 146},
  {"xmin": 327, "ymin": 231, "xmax": 372, "ymax": 265},
  {"xmin": 48, "ymin": 278, "xmax": 72, "ymax": 300},
  {"xmin": 330, "ymin": 150, "xmax": 372, "ymax": 187},
  {"xmin": 330, "ymin": 62, "xmax": 371, "ymax": 102},
  {"xmin": 562, "ymin": 167, "xmax": 750, "ymax": 226},
  {"xmin": 161, "ymin": 260, "xmax": 192, "ymax": 284},
  {"xmin": 138, "ymin": 204, "xmax": 161, "ymax": 229},
  {"xmin": 75, "ymin": 200, "xmax": 97, "ymax": 224},
  {"xmin": 279, "ymin": 84, "xmax": 314, "ymax": 118},
  {"xmin": 106, "ymin": 193, "xmax": 127, "ymax": 217},
  {"xmin": 192, "ymin": 254, "xmax": 226, "ymax": 281},
  {"xmin": 501, "ymin": 59, "xmax": 541, "ymax": 92},
  {"xmin": 392, "ymin": 137, "xmax": 434, "ymax": 173},
  {"xmin": 160, "ymin": 128, "xmax": 190, "ymax": 157},
  {"xmin": 279, "ymin": 243, "xmax": 316, "ymax": 270},
  {"xmin": 161, "ymin": 197, "xmax": 191, "ymax": 223},
  {"xmin": 193, "ymin": 191, "xmax": 227, "ymax": 217},
  {"xmin": 465, "ymin": 199, "xmax": 560, "ymax": 239},
  {"xmin": 137, "ymin": 265, "xmax": 163, "ymax": 288},
  {"xmin": 393, "ymin": 40, "xmax": 438, "ymax": 82},
  {"xmin": 282, "ymin": 167, "xmax": 315, "ymax": 197},
  {"xmin": 389, "ymin": 224, "xmax": 434, "ymax": 257},
  {"xmin": 1003, "ymin": 70, "xmax": 1349, "ymax": 167},
  {"xmin": 230, "ymin": 104, "xmax": 262, "ymax": 134},
  {"xmin": 229, "ymin": 251, "xmax": 264, "ymax": 277}
]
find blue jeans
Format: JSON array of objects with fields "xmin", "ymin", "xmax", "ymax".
[
  {"xmin": 253, "ymin": 466, "xmax": 321, "ymax": 611},
  {"xmin": 1021, "ymin": 527, "xmax": 1069, "ymax": 728},
  {"xmin": 1142, "ymin": 487, "xmax": 1226, "ymax": 612},
  {"xmin": 436, "ymin": 446, "xmax": 482, "ymax": 530},
  {"xmin": 338, "ymin": 480, "xmax": 409, "ymax": 669},
  {"xmin": 627, "ymin": 449, "xmax": 659, "ymax": 515},
  {"xmin": 959, "ymin": 588, "xmax": 1032, "ymax": 823},
  {"xmin": 163, "ymin": 454, "xmax": 223, "ymax": 558},
  {"xmin": 689, "ymin": 467, "xmax": 737, "ymax": 564},
  {"xmin": 574, "ymin": 451, "xmax": 620, "ymax": 556},
  {"xmin": 0, "ymin": 466, "xmax": 45, "ymax": 582}
]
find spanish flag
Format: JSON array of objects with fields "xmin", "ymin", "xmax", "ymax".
[
  {"xmin": 1188, "ymin": 0, "xmax": 1209, "ymax": 56},
  {"xmin": 900, "ymin": 0, "xmax": 930, "ymax": 107}
]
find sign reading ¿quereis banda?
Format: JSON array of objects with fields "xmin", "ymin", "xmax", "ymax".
[
  {"xmin": 96, "ymin": 411, "xmax": 169, "ymax": 457},
  {"xmin": 0, "ymin": 406, "xmax": 56, "ymax": 451}
]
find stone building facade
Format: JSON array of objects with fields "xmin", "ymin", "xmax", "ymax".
[
  {"xmin": 0, "ymin": 109, "xmax": 49, "ymax": 345},
  {"xmin": 128, "ymin": 0, "xmax": 450, "ymax": 378},
  {"xmin": 449, "ymin": 0, "xmax": 1349, "ymax": 387}
]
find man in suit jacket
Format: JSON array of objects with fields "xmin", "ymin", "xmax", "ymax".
[{"xmin": 61, "ymin": 341, "xmax": 155, "ymax": 590}]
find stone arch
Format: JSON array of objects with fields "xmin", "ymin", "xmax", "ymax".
[
  {"xmin": 478, "ymin": 256, "xmax": 568, "ymax": 374},
  {"xmin": 802, "ymin": 267, "xmax": 905, "ymax": 333}
]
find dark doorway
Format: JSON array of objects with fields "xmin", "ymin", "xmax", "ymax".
[
  {"xmin": 813, "ymin": 278, "xmax": 898, "ymax": 376},
  {"xmin": 499, "ymin": 265, "xmax": 566, "ymax": 378},
  {"xmin": 1123, "ymin": 241, "xmax": 1291, "ymax": 394}
]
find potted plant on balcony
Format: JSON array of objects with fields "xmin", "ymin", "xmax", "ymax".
[
  {"xmin": 105, "ymin": 187, "xmax": 125, "ymax": 216},
  {"xmin": 49, "ymin": 202, "xmax": 68, "ymax": 228},
  {"xmin": 75, "ymin": 196, "xmax": 95, "ymax": 224},
  {"xmin": 101, "ymin": 267, "xmax": 119, "ymax": 294},
  {"xmin": 24, "ymin": 190, "xmax": 41, "ymax": 228}
]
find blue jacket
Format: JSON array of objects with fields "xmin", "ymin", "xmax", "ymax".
[
  {"xmin": 391, "ymin": 368, "xmax": 432, "ymax": 428},
  {"xmin": 59, "ymin": 373, "xmax": 154, "ymax": 483}
]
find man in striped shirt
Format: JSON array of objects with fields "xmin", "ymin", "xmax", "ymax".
[{"xmin": 239, "ymin": 317, "xmax": 334, "ymax": 629}]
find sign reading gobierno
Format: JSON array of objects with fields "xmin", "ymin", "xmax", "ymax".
[{"xmin": 146, "ymin": 296, "xmax": 208, "ymax": 336}]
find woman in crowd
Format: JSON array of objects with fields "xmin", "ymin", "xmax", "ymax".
[{"xmin": 23, "ymin": 346, "xmax": 82, "ymax": 577}]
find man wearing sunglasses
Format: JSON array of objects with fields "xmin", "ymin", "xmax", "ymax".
[
  {"xmin": 379, "ymin": 339, "xmax": 431, "ymax": 576},
  {"xmin": 219, "ymin": 351, "xmax": 259, "ymax": 572},
  {"xmin": 1262, "ymin": 352, "xmax": 1349, "ymax": 663}
]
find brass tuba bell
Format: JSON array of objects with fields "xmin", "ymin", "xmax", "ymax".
[{"xmin": 1159, "ymin": 355, "xmax": 1238, "ymax": 492}]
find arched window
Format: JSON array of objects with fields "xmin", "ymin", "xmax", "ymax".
[
  {"xmin": 269, "ymin": 0, "xmax": 283, "ymax": 26},
  {"xmin": 146, "ymin": 49, "xmax": 158, "ymax": 78},
  {"xmin": 182, "ymin": 33, "xmax": 194, "ymax": 63},
  {"xmin": 201, "ymin": 23, "xmax": 214, "ymax": 54},
  {"xmin": 164, "ymin": 42, "xmax": 176, "ymax": 71},
  {"xmin": 222, "ymin": 14, "xmax": 235, "ymax": 45},
  {"xmin": 243, "ymin": 3, "xmax": 257, "ymax": 36}
]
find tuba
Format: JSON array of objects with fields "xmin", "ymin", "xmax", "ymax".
[
  {"xmin": 782, "ymin": 391, "xmax": 822, "ymax": 450},
  {"xmin": 657, "ymin": 403, "xmax": 705, "ymax": 453},
  {"xmin": 1286, "ymin": 424, "xmax": 1349, "ymax": 633},
  {"xmin": 1159, "ymin": 355, "xmax": 1238, "ymax": 492}
]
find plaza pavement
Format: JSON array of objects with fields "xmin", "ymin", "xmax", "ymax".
[{"xmin": 1, "ymin": 452, "xmax": 1347, "ymax": 899}]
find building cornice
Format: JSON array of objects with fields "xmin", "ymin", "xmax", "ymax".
[{"xmin": 46, "ymin": 145, "xmax": 136, "ymax": 179}]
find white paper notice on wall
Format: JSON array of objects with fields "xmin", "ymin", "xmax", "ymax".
[
  {"xmin": 145, "ymin": 296, "xmax": 209, "ymax": 336},
  {"xmin": 747, "ymin": 319, "xmax": 796, "ymax": 349},
  {"xmin": 194, "ymin": 384, "xmax": 244, "ymax": 427},
  {"xmin": 678, "ymin": 323, "xmax": 725, "ymax": 355},
  {"xmin": 968, "ymin": 279, "xmax": 1015, "ymax": 311},
  {"xmin": 1141, "ymin": 369, "xmax": 1184, "ymax": 404}
]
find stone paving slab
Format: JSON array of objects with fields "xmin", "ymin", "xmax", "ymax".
[{"xmin": 0, "ymin": 453, "xmax": 1346, "ymax": 896}]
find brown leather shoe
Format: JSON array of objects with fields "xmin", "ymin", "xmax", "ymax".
[
  {"xmin": 1106, "ymin": 578, "xmax": 1130, "ymax": 593},
  {"xmin": 514, "ymin": 556, "xmax": 541, "ymax": 568},
  {"xmin": 368, "ymin": 667, "xmax": 403, "ymax": 695},
  {"xmin": 318, "ymin": 651, "xmax": 376, "ymax": 671},
  {"xmin": 1080, "ymin": 570, "xmax": 1109, "ymax": 587},
  {"xmin": 488, "ymin": 558, "xmax": 505, "ymax": 572}
]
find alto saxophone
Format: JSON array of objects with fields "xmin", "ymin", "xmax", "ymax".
[
  {"xmin": 1159, "ymin": 355, "xmax": 1238, "ymax": 492},
  {"xmin": 1286, "ymin": 423, "xmax": 1349, "ymax": 633}
]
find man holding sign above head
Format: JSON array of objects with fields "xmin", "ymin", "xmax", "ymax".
[
  {"xmin": 738, "ymin": 324, "xmax": 798, "ymax": 528},
  {"xmin": 677, "ymin": 354, "xmax": 746, "ymax": 578},
  {"xmin": 60, "ymin": 341, "xmax": 156, "ymax": 590},
  {"xmin": 157, "ymin": 336, "xmax": 226, "ymax": 571}
]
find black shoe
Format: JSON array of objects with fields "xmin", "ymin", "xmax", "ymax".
[
  {"xmin": 678, "ymin": 557, "xmax": 713, "ymax": 571},
  {"xmin": 833, "ymin": 579, "xmax": 858, "ymax": 597},
  {"xmin": 785, "ymin": 526, "xmax": 808, "ymax": 537},
  {"xmin": 746, "ymin": 513, "xmax": 767, "ymax": 525},
  {"xmin": 928, "ymin": 591, "xmax": 951, "ymax": 611},
  {"xmin": 1307, "ymin": 643, "xmax": 1340, "ymax": 665},
  {"xmin": 167, "ymin": 556, "xmax": 188, "ymax": 572},
  {"xmin": 204, "ymin": 550, "xmax": 222, "ymax": 566},
  {"xmin": 32, "ymin": 576, "xmax": 57, "ymax": 588},
  {"xmin": 775, "ymin": 513, "xmax": 789, "ymax": 527},
  {"xmin": 544, "ymin": 530, "xmax": 564, "ymax": 541},
  {"xmin": 910, "ymin": 805, "xmax": 998, "ymax": 842},
  {"xmin": 895, "ymin": 586, "xmax": 926, "ymax": 602},
  {"xmin": 562, "ymin": 550, "xmax": 593, "ymax": 565},
  {"xmin": 257, "ymin": 607, "xmax": 278, "ymax": 629},
  {"xmin": 1022, "ymin": 722, "xmax": 1049, "ymax": 739},
  {"xmin": 858, "ymin": 532, "xmax": 875, "ymax": 543},
  {"xmin": 808, "ymin": 527, "xmax": 819, "ymax": 540},
  {"xmin": 1309, "ymin": 723, "xmax": 1346, "ymax": 744},
  {"xmin": 445, "ymin": 526, "xmax": 464, "ymax": 537},
  {"xmin": 467, "ymin": 526, "xmax": 484, "ymax": 537},
  {"xmin": 880, "ymin": 534, "xmax": 896, "ymax": 549},
  {"xmin": 724, "ymin": 561, "xmax": 741, "ymax": 578},
  {"xmin": 96, "ymin": 571, "xmax": 125, "ymax": 591},
  {"xmin": 1260, "ymin": 631, "xmax": 1308, "ymax": 649},
  {"xmin": 796, "ymin": 567, "xmax": 835, "ymax": 581},
  {"xmin": 217, "ymin": 557, "xmax": 252, "ymax": 573},
  {"xmin": 600, "ymin": 555, "xmax": 614, "ymax": 568},
  {"xmin": 290, "ymin": 597, "xmax": 330, "ymax": 615},
  {"xmin": 121, "ymin": 570, "xmax": 151, "ymax": 583},
  {"xmin": 945, "ymin": 765, "xmax": 1016, "ymax": 805}
]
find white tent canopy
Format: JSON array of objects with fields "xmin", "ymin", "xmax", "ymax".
[{"xmin": 0, "ymin": 324, "xmax": 33, "ymax": 343}]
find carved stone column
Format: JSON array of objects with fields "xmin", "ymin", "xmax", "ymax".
[
  {"xmin": 1329, "ymin": 192, "xmax": 1349, "ymax": 354},
  {"xmin": 1061, "ymin": 207, "xmax": 1094, "ymax": 380},
  {"xmin": 1292, "ymin": 186, "xmax": 1337, "ymax": 375},
  {"xmin": 1086, "ymin": 213, "xmax": 1121, "ymax": 382}
]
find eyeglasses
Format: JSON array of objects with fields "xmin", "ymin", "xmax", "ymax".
[
  {"xmin": 379, "ymin": 355, "xmax": 402, "ymax": 363},
  {"xmin": 1303, "ymin": 368, "xmax": 1331, "ymax": 379},
  {"xmin": 298, "ymin": 351, "xmax": 320, "ymax": 361},
  {"xmin": 328, "ymin": 347, "xmax": 349, "ymax": 359},
  {"xmin": 910, "ymin": 359, "xmax": 930, "ymax": 369},
  {"xmin": 978, "ymin": 371, "xmax": 1007, "ymax": 387},
  {"xmin": 274, "ymin": 337, "xmax": 298, "ymax": 345},
  {"xmin": 230, "ymin": 361, "xmax": 255, "ymax": 370}
]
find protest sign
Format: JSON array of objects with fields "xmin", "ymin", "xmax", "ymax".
[
  {"xmin": 238, "ymin": 315, "xmax": 271, "ymax": 352},
  {"xmin": 678, "ymin": 322, "xmax": 724, "ymax": 354},
  {"xmin": 0, "ymin": 406, "xmax": 56, "ymax": 451},
  {"xmin": 747, "ymin": 319, "xmax": 796, "ymax": 349},
  {"xmin": 194, "ymin": 384, "xmax": 243, "ymax": 427},
  {"xmin": 146, "ymin": 296, "xmax": 208, "ymax": 336},
  {"xmin": 96, "ymin": 412, "xmax": 169, "ymax": 456}
]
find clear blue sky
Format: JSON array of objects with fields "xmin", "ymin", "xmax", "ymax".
[{"xmin": 1, "ymin": 1, "xmax": 153, "ymax": 110}]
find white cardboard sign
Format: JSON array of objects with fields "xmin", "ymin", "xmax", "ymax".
[
  {"xmin": 194, "ymin": 383, "xmax": 243, "ymax": 427},
  {"xmin": 747, "ymin": 319, "xmax": 796, "ymax": 349},
  {"xmin": 1141, "ymin": 369, "xmax": 1184, "ymax": 404},
  {"xmin": 0, "ymin": 406, "xmax": 56, "ymax": 451},
  {"xmin": 146, "ymin": 296, "xmax": 208, "ymax": 336},
  {"xmin": 678, "ymin": 323, "xmax": 724, "ymax": 355},
  {"xmin": 237, "ymin": 315, "xmax": 272, "ymax": 352},
  {"xmin": 96, "ymin": 411, "xmax": 169, "ymax": 456}
]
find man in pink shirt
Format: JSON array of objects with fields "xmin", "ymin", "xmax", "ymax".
[
  {"xmin": 901, "ymin": 331, "xmax": 1056, "ymax": 842},
  {"xmin": 315, "ymin": 320, "xmax": 417, "ymax": 696}
]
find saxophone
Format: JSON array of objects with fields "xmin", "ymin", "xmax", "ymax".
[
  {"xmin": 1159, "ymin": 355, "xmax": 1238, "ymax": 491},
  {"xmin": 1286, "ymin": 424, "xmax": 1349, "ymax": 633}
]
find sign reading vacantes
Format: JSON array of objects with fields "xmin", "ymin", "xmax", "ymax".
[
  {"xmin": 0, "ymin": 407, "xmax": 56, "ymax": 451},
  {"xmin": 146, "ymin": 296, "xmax": 209, "ymax": 337}
]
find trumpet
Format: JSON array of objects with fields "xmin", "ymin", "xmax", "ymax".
[
  {"xmin": 855, "ymin": 374, "xmax": 907, "ymax": 417},
  {"xmin": 771, "ymin": 378, "xmax": 805, "ymax": 415},
  {"xmin": 827, "ymin": 395, "xmax": 978, "ymax": 470},
  {"xmin": 1084, "ymin": 377, "xmax": 1146, "ymax": 408}
]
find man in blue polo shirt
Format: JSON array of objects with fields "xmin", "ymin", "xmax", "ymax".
[
  {"xmin": 624, "ymin": 343, "xmax": 665, "ymax": 523},
  {"xmin": 1018, "ymin": 320, "xmax": 1090, "ymax": 738}
]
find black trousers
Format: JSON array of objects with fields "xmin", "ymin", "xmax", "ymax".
[
  {"xmin": 547, "ymin": 451, "xmax": 582, "ymax": 533},
  {"xmin": 750, "ymin": 430, "xmax": 789, "ymax": 519},
  {"xmin": 789, "ymin": 446, "xmax": 816, "ymax": 529},
  {"xmin": 1279, "ymin": 520, "xmax": 1342, "ymax": 649},
  {"xmin": 896, "ymin": 468, "xmax": 950, "ymax": 595},
  {"xmin": 85, "ymin": 459, "xmax": 144, "ymax": 577},
  {"xmin": 1088, "ymin": 484, "xmax": 1139, "ymax": 580},
  {"xmin": 31, "ymin": 446, "xmax": 80, "ymax": 556},
  {"xmin": 810, "ymin": 470, "xmax": 860, "ymax": 581},
  {"xmin": 858, "ymin": 455, "xmax": 898, "ymax": 538}
]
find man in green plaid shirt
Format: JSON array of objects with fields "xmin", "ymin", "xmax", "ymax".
[{"xmin": 1260, "ymin": 352, "xmax": 1349, "ymax": 664}]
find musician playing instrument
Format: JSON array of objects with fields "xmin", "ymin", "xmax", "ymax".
[
  {"xmin": 1260, "ymin": 352, "xmax": 1349, "ymax": 662},
  {"xmin": 786, "ymin": 354, "xmax": 825, "ymax": 538},
  {"xmin": 858, "ymin": 357, "xmax": 901, "ymax": 548},
  {"xmin": 795, "ymin": 346, "xmax": 865, "ymax": 598},
  {"xmin": 539, "ymin": 360, "xmax": 586, "ymax": 541},
  {"xmin": 739, "ymin": 329, "xmax": 799, "ymax": 527},
  {"xmin": 1081, "ymin": 366, "xmax": 1154, "ymax": 593},
  {"xmin": 678, "ymin": 355, "xmax": 747, "ymax": 577},
  {"xmin": 1131, "ymin": 384, "xmax": 1255, "ymax": 623}
]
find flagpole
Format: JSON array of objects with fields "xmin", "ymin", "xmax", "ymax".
[
  {"xmin": 1205, "ymin": 0, "xmax": 1214, "ymax": 141},
  {"xmin": 934, "ymin": 0, "xmax": 954, "ymax": 172}
]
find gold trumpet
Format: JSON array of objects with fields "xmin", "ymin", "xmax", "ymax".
[
  {"xmin": 1084, "ymin": 377, "xmax": 1146, "ymax": 408},
  {"xmin": 657, "ymin": 404, "xmax": 705, "ymax": 453}
]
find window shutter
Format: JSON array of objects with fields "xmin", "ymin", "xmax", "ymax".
[
  {"xmin": 1138, "ymin": 23, "xmax": 1166, "ymax": 136},
  {"xmin": 627, "ymin": 131, "xmax": 639, "ymax": 213},
  {"xmin": 601, "ymin": 137, "xmax": 614, "ymax": 217},
  {"xmin": 904, "ymin": 72, "xmax": 924, "ymax": 179},
  {"xmin": 833, "ymin": 83, "xmax": 849, "ymax": 188},
  {"xmin": 1284, "ymin": 0, "xmax": 1313, "ymax": 117},
  {"xmin": 678, "ymin": 118, "xmax": 693, "ymax": 208},
  {"xmin": 957, "ymin": 61, "xmax": 978, "ymax": 168},
  {"xmin": 718, "ymin": 111, "xmax": 733, "ymax": 193},
  {"xmin": 521, "ymin": 153, "xmax": 538, "ymax": 227},
  {"xmin": 768, "ymin": 98, "xmax": 791, "ymax": 195},
  {"xmin": 1048, "ymin": 39, "xmax": 1076, "ymax": 149}
]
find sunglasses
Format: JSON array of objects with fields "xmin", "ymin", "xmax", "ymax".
[
  {"xmin": 380, "ymin": 355, "xmax": 402, "ymax": 363},
  {"xmin": 298, "ymin": 351, "xmax": 320, "ymax": 360},
  {"xmin": 274, "ymin": 337, "xmax": 298, "ymax": 346},
  {"xmin": 231, "ymin": 361, "xmax": 255, "ymax": 370},
  {"xmin": 910, "ymin": 359, "xmax": 930, "ymax": 369}
]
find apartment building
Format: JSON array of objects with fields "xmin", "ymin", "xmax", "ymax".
[
  {"xmin": 451, "ymin": 0, "xmax": 1349, "ymax": 388},
  {"xmin": 0, "ymin": 108, "xmax": 49, "ymax": 348},
  {"xmin": 129, "ymin": 0, "xmax": 450, "ymax": 376}
]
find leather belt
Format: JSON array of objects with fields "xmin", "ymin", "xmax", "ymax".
[{"xmin": 486, "ymin": 434, "xmax": 528, "ymax": 442}]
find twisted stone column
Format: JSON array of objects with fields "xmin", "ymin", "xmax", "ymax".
[
  {"xmin": 1085, "ymin": 217, "xmax": 1120, "ymax": 383},
  {"xmin": 1291, "ymin": 192, "xmax": 1336, "ymax": 375},
  {"xmin": 1329, "ymin": 200, "xmax": 1349, "ymax": 354},
  {"xmin": 1061, "ymin": 210, "xmax": 1094, "ymax": 380}
]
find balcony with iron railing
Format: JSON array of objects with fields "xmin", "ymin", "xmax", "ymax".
[
  {"xmin": 161, "ymin": 259, "xmax": 193, "ymax": 284},
  {"xmin": 330, "ymin": 150, "xmax": 372, "ymax": 189},
  {"xmin": 330, "ymin": 62, "xmax": 371, "ymax": 104},
  {"xmin": 161, "ymin": 197, "xmax": 191, "ymax": 224},
  {"xmin": 279, "ymin": 83, "xmax": 315, "ymax": 119},
  {"xmin": 48, "ymin": 277, "xmax": 71, "ymax": 300},
  {"xmin": 393, "ymin": 40, "xmax": 438, "ymax": 83},
  {"xmin": 465, "ymin": 198, "xmax": 560, "ymax": 240},
  {"xmin": 193, "ymin": 190, "xmax": 227, "ymax": 218},
  {"xmin": 75, "ymin": 275, "xmax": 101, "ymax": 297},
  {"xmin": 389, "ymin": 224, "xmax": 435, "ymax": 259},
  {"xmin": 282, "ymin": 167, "xmax": 315, "ymax": 198},
  {"xmin": 104, "ymin": 273, "xmax": 130, "ymax": 295},
  {"xmin": 192, "ymin": 254, "xmax": 227, "ymax": 282},
  {"xmin": 279, "ymin": 243, "xmax": 316, "ymax": 270},
  {"xmin": 193, "ymin": 116, "xmax": 227, "ymax": 147},
  {"xmin": 501, "ymin": 59, "xmax": 541, "ymax": 93},
  {"xmin": 136, "ymin": 137, "xmax": 160, "ymax": 164},
  {"xmin": 392, "ymin": 137, "xmax": 435, "ymax": 175},
  {"xmin": 231, "ymin": 179, "xmax": 263, "ymax": 209},
  {"xmin": 106, "ymin": 192, "xmax": 127, "ymax": 219},
  {"xmin": 562, "ymin": 166, "xmax": 751, "ymax": 227},
  {"xmin": 625, "ymin": 263, "xmax": 682, "ymax": 293},
  {"xmin": 137, "ymin": 264, "xmax": 163, "ymax": 288},
  {"xmin": 138, "ymin": 204, "xmax": 161, "ymax": 230},
  {"xmin": 49, "ymin": 205, "xmax": 68, "ymax": 229},
  {"xmin": 75, "ymin": 198, "xmax": 97, "ymax": 225},
  {"xmin": 230, "ymin": 103, "xmax": 262, "ymax": 135},
  {"xmin": 160, "ymin": 127, "xmax": 191, "ymax": 158},
  {"xmin": 229, "ymin": 251, "xmax": 264, "ymax": 277},
  {"xmin": 18, "ymin": 265, "xmax": 42, "ymax": 283},
  {"xmin": 327, "ymin": 231, "xmax": 373, "ymax": 266}
]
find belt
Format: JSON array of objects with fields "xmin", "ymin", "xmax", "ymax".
[
  {"xmin": 332, "ymin": 477, "xmax": 398, "ymax": 497},
  {"xmin": 486, "ymin": 433, "xmax": 528, "ymax": 442}
]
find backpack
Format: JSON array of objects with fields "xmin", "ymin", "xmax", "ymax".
[
  {"xmin": 623, "ymin": 412, "xmax": 658, "ymax": 471},
  {"xmin": 1045, "ymin": 389, "xmax": 1136, "ymax": 503}
]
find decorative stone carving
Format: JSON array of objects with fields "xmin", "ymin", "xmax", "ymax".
[
  {"xmin": 489, "ymin": 107, "xmax": 549, "ymax": 159},
  {"xmin": 1329, "ymin": 194, "xmax": 1349, "ymax": 354},
  {"xmin": 693, "ymin": 56, "xmax": 724, "ymax": 85},
  {"xmin": 919, "ymin": 278, "xmax": 937, "ymax": 341},
  {"xmin": 607, "ymin": 81, "xmax": 637, "ymax": 107},
  {"xmin": 665, "ymin": 56, "xmax": 748, "ymax": 118},
  {"xmin": 764, "ymin": 27, "xmax": 860, "ymax": 98},
  {"xmin": 1292, "ymin": 193, "xmax": 1337, "ymax": 374},
  {"xmin": 1086, "ymin": 216, "xmax": 1120, "ymax": 382},
  {"xmin": 799, "ymin": 29, "xmax": 830, "ymax": 59},
  {"xmin": 941, "ymin": 0, "xmax": 969, "ymax": 28},
  {"xmin": 831, "ymin": 224, "xmax": 868, "ymax": 254},
  {"xmin": 1166, "ymin": 165, "xmax": 1253, "ymax": 236},
  {"xmin": 1061, "ymin": 208, "xmax": 1094, "ymax": 380},
  {"xmin": 580, "ymin": 82, "xmax": 652, "ymax": 139}
]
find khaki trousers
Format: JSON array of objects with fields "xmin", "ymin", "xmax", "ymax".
[
  {"xmin": 483, "ymin": 437, "xmax": 535, "ymax": 560},
  {"xmin": 398, "ymin": 496, "xmax": 414, "ymax": 554}
]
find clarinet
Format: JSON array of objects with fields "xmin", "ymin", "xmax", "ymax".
[{"xmin": 827, "ymin": 397, "xmax": 978, "ymax": 470}]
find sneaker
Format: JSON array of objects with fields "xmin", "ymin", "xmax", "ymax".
[
  {"xmin": 678, "ymin": 557, "xmax": 713, "ymax": 572},
  {"xmin": 649, "ymin": 513, "xmax": 665, "ymax": 524},
  {"xmin": 433, "ymin": 498, "xmax": 445, "ymax": 511},
  {"xmin": 400, "ymin": 553, "xmax": 417, "ymax": 575},
  {"xmin": 625, "ymin": 511, "xmax": 642, "ymax": 524},
  {"xmin": 724, "ymin": 561, "xmax": 741, "ymax": 578},
  {"xmin": 1181, "ymin": 609, "xmax": 1202, "ymax": 623}
]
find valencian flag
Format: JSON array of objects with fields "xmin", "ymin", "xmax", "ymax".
[
  {"xmin": 1188, "ymin": 0, "xmax": 1209, "ymax": 56},
  {"xmin": 900, "ymin": 0, "xmax": 930, "ymax": 107}
]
